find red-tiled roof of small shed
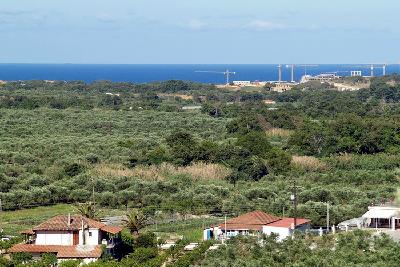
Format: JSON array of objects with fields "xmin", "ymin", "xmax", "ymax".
[
  {"xmin": 20, "ymin": 229, "xmax": 35, "ymax": 235},
  {"xmin": 266, "ymin": 218, "xmax": 310, "ymax": 228},
  {"xmin": 101, "ymin": 225, "xmax": 123, "ymax": 234},
  {"xmin": 219, "ymin": 211, "xmax": 281, "ymax": 230},
  {"xmin": 33, "ymin": 215, "xmax": 105, "ymax": 231},
  {"xmin": 8, "ymin": 244, "xmax": 102, "ymax": 258}
]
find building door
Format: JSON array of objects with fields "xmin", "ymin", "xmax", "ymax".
[{"xmin": 73, "ymin": 231, "xmax": 79, "ymax": 245}]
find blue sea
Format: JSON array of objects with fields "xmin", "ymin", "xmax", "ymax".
[{"xmin": 0, "ymin": 64, "xmax": 399, "ymax": 84}]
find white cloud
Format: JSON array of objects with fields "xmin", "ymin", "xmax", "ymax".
[
  {"xmin": 246, "ymin": 20, "xmax": 287, "ymax": 31},
  {"xmin": 187, "ymin": 19, "xmax": 207, "ymax": 30}
]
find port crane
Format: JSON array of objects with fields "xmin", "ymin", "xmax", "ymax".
[
  {"xmin": 284, "ymin": 64, "xmax": 319, "ymax": 82},
  {"xmin": 369, "ymin": 64, "xmax": 387, "ymax": 77},
  {"xmin": 343, "ymin": 64, "xmax": 387, "ymax": 77},
  {"xmin": 277, "ymin": 64, "xmax": 283, "ymax": 83},
  {"xmin": 195, "ymin": 69, "xmax": 236, "ymax": 85}
]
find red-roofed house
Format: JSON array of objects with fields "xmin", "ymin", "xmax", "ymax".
[
  {"xmin": 9, "ymin": 214, "xmax": 123, "ymax": 264},
  {"xmin": 204, "ymin": 211, "xmax": 310, "ymax": 241}
]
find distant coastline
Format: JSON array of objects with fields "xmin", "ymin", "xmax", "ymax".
[{"xmin": 0, "ymin": 64, "xmax": 398, "ymax": 84}]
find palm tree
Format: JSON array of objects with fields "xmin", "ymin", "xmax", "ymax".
[
  {"xmin": 123, "ymin": 209, "xmax": 147, "ymax": 236},
  {"xmin": 75, "ymin": 202, "xmax": 99, "ymax": 219}
]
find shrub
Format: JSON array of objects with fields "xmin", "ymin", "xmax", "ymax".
[{"xmin": 64, "ymin": 163, "xmax": 85, "ymax": 177}]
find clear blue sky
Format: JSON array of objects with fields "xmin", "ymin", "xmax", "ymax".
[{"xmin": 0, "ymin": 0, "xmax": 399, "ymax": 64}]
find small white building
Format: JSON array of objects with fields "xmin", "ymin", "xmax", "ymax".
[
  {"xmin": 232, "ymin": 81, "xmax": 251, "ymax": 86},
  {"xmin": 338, "ymin": 204, "xmax": 400, "ymax": 232},
  {"xmin": 361, "ymin": 205, "xmax": 400, "ymax": 230},
  {"xmin": 204, "ymin": 211, "xmax": 310, "ymax": 242},
  {"xmin": 9, "ymin": 214, "xmax": 123, "ymax": 264},
  {"xmin": 262, "ymin": 218, "xmax": 310, "ymax": 241}
]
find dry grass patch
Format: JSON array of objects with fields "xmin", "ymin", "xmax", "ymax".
[
  {"xmin": 134, "ymin": 163, "xmax": 231, "ymax": 181},
  {"xmin": 91, "ymin": 162, "xmax": 231, "ymax": 181},
  {"xmin": 335, "ymin": 153, "xmax": 354, "ymax": 166},
  {"xmin": 90, "ymin": 163, "xmax": 137, "ymax": 178},
  {"xmin": 291, "ymin": 155, "xmax": 328, "ymax": 172},
  {"xmin": 158, "ymin": 93, "xmax": 193, "ymax": 100},
  {"xmin": 265, "ymin": 128, "xmax": 293, "ymax": 138},
  {"xmin": 174, "ymin": 163, "xmax": 231, "ymax": 181}
]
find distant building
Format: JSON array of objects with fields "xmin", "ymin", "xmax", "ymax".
[
  {"xmin": 105, "ymin": 92, "xmax": 121, "ymax": 97},
  {"xmin": 272, "ymin": 83, "xmax": 295, "ymax": 92},
  {"xmin": 351, "ymin": 71, "xmax": 362, "ymax": 77},
  {"xmin": 233, "ymin": 81, "xmax": 251, "ymax": 86},
  {"xmin": 362, "ymin": 205, "xmax": 400, "ymax": 230},
  {"xmin": 9, "ymin": 214, "xmax": 123, "ymax": 264},
  {"xmin": 204, "ymin": 211, "xmax": 310, "ymax": 242},
  {"xmin": 181, "ymin": 105, "xmax": 202, "ymax": 110},
  {"xmin": 263, "ymin": 99, "xmax": 276, "ymax": 105},
  {"xmin": 300, "ymin": 73, "xmax": 339, "ymax": 83},
  {"xmin": 338, "ymin": 204, "xmax": 400, "ymax": 232}
]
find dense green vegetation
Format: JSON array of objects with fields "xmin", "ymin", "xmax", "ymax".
[
  {"xmin": 0, "ymin": 76, "xmax": 400, "ymax": 266},
  {"xmin": 199, "ymin": 231, "xmax": 400, "ymax": 267}
]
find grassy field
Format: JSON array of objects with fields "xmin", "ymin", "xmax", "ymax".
[
  {"xmin": 144, "ymin": 217, "xmax": 224, "ymax": 242},
  {"xmin": 0, "ymin": 204, "xmax": 126, "ymax": 236},
  {"xmin": 1, "ymin": 204, "xmax": 75, "ymax": 235}
]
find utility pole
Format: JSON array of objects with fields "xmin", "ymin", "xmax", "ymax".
[
  {"xmin": 326, "ymin": 202, "xmax": 330, "ymax": 233},
  {"xmin": 91, "ymin": 177, "xmax": 95, "ymax": 205},
  {"xmin": 223, "ymin": 214, "xmax": 227, "ymax": 244},
  {"xmin": 0, "ymin": 199, "xmax": 2, "ymax": 236},
  {"xmin": 291, "ymin": 180, "xmax": 298, "ymax": 229}
]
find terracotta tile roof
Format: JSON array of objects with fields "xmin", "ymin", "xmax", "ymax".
[
  {"xmin": 33, "ymin": 215, "xmax": 105, "ymax": 231},
  {"xmin": 8, "ymin": 244, "xmax": 61, "ymax": 254},
  {"xmin": 8, "ymin": 244, "xmax": 102, "ymax": 259},
  {"xmin": 101, "ymin": 225, "xmax": 123, "ymax": 234},
  {"xmin": 218, "ymin": 211, "xmax": 311, "ymax": 231},
  {"xmin": 57, "ymin": 245, "xmax": 103, "ymax": 258},
  {"xmin": 219, "ymin": 211, "xmax": 281, "ymax": 231},
  {"xmin": 266, "ymin": 218, "xmax": 310, "ymax": 228}
]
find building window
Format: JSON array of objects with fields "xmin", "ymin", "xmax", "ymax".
[{"xmin": 89, "ymin": 232, "xmax": 92, "ymax": 237}]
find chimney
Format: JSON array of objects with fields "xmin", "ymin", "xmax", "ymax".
[
  {"xmin": 81, "ymin": 219, "xmax": 85, "ymax": 245},
  {"xmin": 67, "ymin": 213, "xmax": 71, "ymax": 227}
]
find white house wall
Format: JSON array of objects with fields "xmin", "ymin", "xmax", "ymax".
[
  {"xmin": 36, "ymin": 231, "xmax": 73, "ymax": 245},
  {"xmin": 262, "ymin": 224, "xmax": 311, "ymax": 241},
  {"xmin": 262, "ymin": 226, "xmax": 290, "ymax": 241},
  {"xmin": 36, "ymin": 229, "xmax": 101, "ymax": 246},
  {"xmin": 79, "ymin": 229, "xmax": 101, "ymax": 245}
]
